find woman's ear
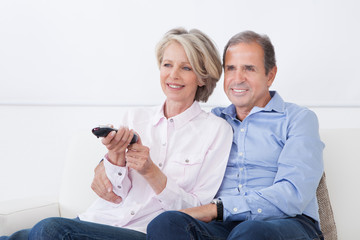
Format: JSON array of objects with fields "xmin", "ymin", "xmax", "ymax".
[{"xmin": 198, "ymin": 78, "xmax": 206, "ymax": 87}]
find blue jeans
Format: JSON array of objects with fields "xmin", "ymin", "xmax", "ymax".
[
  {"xmin": 1, "ymin": 217, "xmax": 146, "ymax": 240},
  {"xmin": 146, "ymin": 211, "xmax": 324, "ymax": 240}
]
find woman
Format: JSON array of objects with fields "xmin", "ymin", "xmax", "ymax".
[{"xmin": 1, "ymin": 27, "xmax": 232, "ymax": 240}]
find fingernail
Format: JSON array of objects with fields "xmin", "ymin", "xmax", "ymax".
[
  {"xmin": 115, "ymin": 198, "xmax": 122, "ymax": 204},
  {"xmin": 107, "ymin": 187, "xmax": 112, "ymax": 193}
]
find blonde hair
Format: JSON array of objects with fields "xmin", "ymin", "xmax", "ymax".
[{"xmin": 155, "ymin": 27, "xmax": 222, "ymax": 102}]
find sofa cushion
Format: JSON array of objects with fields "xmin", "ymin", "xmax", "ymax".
[{"xmin": 0, "ymin": 197, "xmax": 59, "ymax": 236}]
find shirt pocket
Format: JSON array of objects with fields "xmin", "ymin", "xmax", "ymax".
[{"xmin": 166, "ymin": 154, "xmax": 204, "ymax": 190}]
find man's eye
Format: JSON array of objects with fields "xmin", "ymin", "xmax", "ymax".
[
  {"xmin": 226, "ymin": 66, "xmax": 235, "ymax": 71},
  {"xmin": 245, "ymin": 66, "xmax": 255, "ymax": 71}
]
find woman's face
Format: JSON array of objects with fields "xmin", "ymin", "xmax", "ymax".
[{"xmin": 160, "ymin": 41, "xmax": 202, "ymax": 106}]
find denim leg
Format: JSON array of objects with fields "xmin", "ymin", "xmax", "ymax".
[
  {"xmin": 29, "ymin": 217, "xmax": 146, "ymax": 240},
  {"xmin": 0, "ymin": 229, "xmax": 30, "ymax": 240},
  {"xmin": 147, "ymin": 211, "xmax": 239, "ymax": 240},
  {"xmin": 227, "ymin": 215, "xmax": 323, "ymax": 240}
]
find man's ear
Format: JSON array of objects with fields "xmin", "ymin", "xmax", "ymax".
[{"xmin": 267, "ymin": 66, "xmax": 277, "ymax": 87}]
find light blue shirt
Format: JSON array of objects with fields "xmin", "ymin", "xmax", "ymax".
[{"xmin": 212, "ymin": 91, "xmax": 324, "ymax": 222}]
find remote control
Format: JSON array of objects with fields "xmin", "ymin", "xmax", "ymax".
[{"xmin": 92, "ymin": 126, "xmax": 138, "ymax": 144}]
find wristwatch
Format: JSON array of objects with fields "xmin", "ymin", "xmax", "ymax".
[{"xmin": 211, "ymin": 199, "xmax": 223, "ymax": 221}]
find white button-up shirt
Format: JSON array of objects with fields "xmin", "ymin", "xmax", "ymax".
[{"xmin": 79, "ymin": 101, "xmax": 233, "ymax": 233}]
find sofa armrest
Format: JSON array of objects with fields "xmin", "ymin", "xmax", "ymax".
[{"xmin": 0, "ymin": 197, "xmax": 60, "ymax": 236}]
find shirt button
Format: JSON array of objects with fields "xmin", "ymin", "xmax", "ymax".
[
  {"xmin": 239, "ymin": 152, "xmax": 243, "ymax": 156},
  {"xmin": 130, "ymin": 211, "xmax": 135, "ymax": 215},
  {"xmin": 238, "ymin": 184, "xmax": 243, "ymax": 188},
  {"xmin": 118, "ymin": 172, "xmax": 122, "ymax": 176},
  {"xmin": 233, "ymin": 208, "xmax": 238, "ymax": 212},
  {"xmin": 117, "ymin": 185, "xmax": 121, "ymax": 189},
  {"xmin": 257, "ymin": 208, "xmax": 262, "ymax": 213},
  {"xmin": 239, "ymin": 167, "xmax": 244, "ymax": 171},
  {"xmin": 169, "ymin": 119, "xmax": 174, "ymax": 122},
  {"xmin": 240, "ymin": 128, "xmax": 245, "ymax": 132},
  {"xmin": 158, "ymin": 163, "xmax": 163, "ymax": 167},
  {"xmin": 185, "ymin": 159, "xmax": 189, "ymax": 163},
  {"xmin": 162, "ymin": 142, "xmax": 166, "ymax": 146}
]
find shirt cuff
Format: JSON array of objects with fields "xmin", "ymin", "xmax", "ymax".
[
  {"xmin": 103, "ymin": 157, "xmax": 131, "ymax": 198},
  {"xmin": 220, "ymin": 195, "xmax": 251, "ymax": 221}
]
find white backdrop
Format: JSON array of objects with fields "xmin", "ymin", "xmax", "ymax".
[
  {"xmin": 1, "ymin": 3, "xmax": 360, "ymax": 238},
  {"xmin": 1, "ymin": 0, "xmax": 360, "ymax": 107}
]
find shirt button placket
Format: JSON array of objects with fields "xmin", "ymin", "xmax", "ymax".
[
  {"xmin": 238, "ymin": 125, "xmax": 246, "ymax": 193},
  {"xmin": 158, "ymin": 120, "xmax": 167, "ymax": 169}
]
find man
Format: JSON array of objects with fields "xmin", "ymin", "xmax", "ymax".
[{"xmin": 145, "ymin": 31, "xmax": 325, "ymax": 239}]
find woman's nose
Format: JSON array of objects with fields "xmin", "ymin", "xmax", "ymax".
[{"xmin": 170, "ymin": 67, "xmax": 180, "ymax": 79}]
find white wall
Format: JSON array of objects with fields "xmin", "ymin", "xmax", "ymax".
[
  {"xmin": 1, "ymin": 0, "xmax": 360, "ymax": 210},
  {"xmin": 1, "ymin": 0, "xmax": 360, "ymax": 107}
]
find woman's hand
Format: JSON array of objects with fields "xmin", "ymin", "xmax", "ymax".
[
  {"xmin": 126, "ymin": 135, "xmax": 167, "ymax": 194},
  {"xmin": 125, "ymin": 135, "xmax": 155, "ymax": 175},
  {"xmin": 102, "ymin": 126, "xmax": 135, "ymax": 166}
]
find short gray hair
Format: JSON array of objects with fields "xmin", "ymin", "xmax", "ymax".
[
  {"xmin": 223, "ymin": 30, "xmax": 276, "ymax": 75},
  {"xmin": 156, "ymin": 27, "xmax": 222, "ymax": 102}
]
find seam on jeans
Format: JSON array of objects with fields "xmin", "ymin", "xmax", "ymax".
[
  {"xmin": 296, "ymin": 218, "xmax": 323, "ymax": 240},
  {"xmin": 64, "ymin": 232, "xmax": 106, "ymax": 240},
  {"xmin": 185, "ymin": 222, "xmax": 226, "ymax": 240}
]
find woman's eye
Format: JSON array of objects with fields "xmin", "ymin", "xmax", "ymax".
[
  {"xmin": 163, "ymin": 63, "xmax": 171, "ymax": 67},
  {"xmin": 183, "ymin": 66, "xmax": 192, "ymax": 71}
]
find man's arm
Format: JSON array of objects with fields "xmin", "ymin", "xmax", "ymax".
[
  {"xmin": 180, "ymin": 204, "xmax": 218, "ymax": 223},
  {"xmin": 91, "ymin": 161, "xmax": 122, "ymax": 204}
]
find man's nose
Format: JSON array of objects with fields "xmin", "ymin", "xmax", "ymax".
[{"xmin": 234, "ymin": 69, "xmax": 245, "ymax": 82}]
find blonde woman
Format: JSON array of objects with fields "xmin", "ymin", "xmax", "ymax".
[{"xmin": 1, "ymin": 28, "xmax": 232, "ymax": 240}]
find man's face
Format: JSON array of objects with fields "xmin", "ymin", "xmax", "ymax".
[{"xmin": 223, "ymin": 42, "xmax": 276, "ymax": 116}]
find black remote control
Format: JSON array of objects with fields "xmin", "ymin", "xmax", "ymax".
[{"xmin": 92, "ymin": 126, "xmax": 138, "ymax": 144}]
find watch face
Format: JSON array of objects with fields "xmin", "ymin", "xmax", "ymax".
[{"xmin": 211, "ymin": 199, "xmax": 222, "ymax": 205}]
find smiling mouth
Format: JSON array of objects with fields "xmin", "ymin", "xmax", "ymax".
[
  {"xmin": 232, "ymin": 88, "xmax": 247, "ymax": 93},
  {"xmin": 168, "ymin": 84, "xmax": 184, "ymax": 89}
]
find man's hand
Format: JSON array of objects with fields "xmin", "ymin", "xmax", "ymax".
[
  {"xmin": 180, "ymin": 204, "xmax": 217, "ymax": 223},
  {"xmin": 91, "ymin": 161, "xmax": 122, "ymax": 204}
]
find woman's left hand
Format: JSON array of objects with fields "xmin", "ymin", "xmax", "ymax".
[
  {"xmin": 126, "ymin": 135, "xmax": 167, "ymax": 194},
  {"xmin": 125, "ymin": 135, "xmax": 155, "ymax": 176}
]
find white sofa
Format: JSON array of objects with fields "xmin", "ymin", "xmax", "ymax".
[{"xmin": 1, "ymin": 128, "xmax": 359, "ymax": 239}]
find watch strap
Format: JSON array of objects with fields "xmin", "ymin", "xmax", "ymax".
[{"xmin": 211, "ymin": 199, "xmax": 223, "ymax": 221}]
